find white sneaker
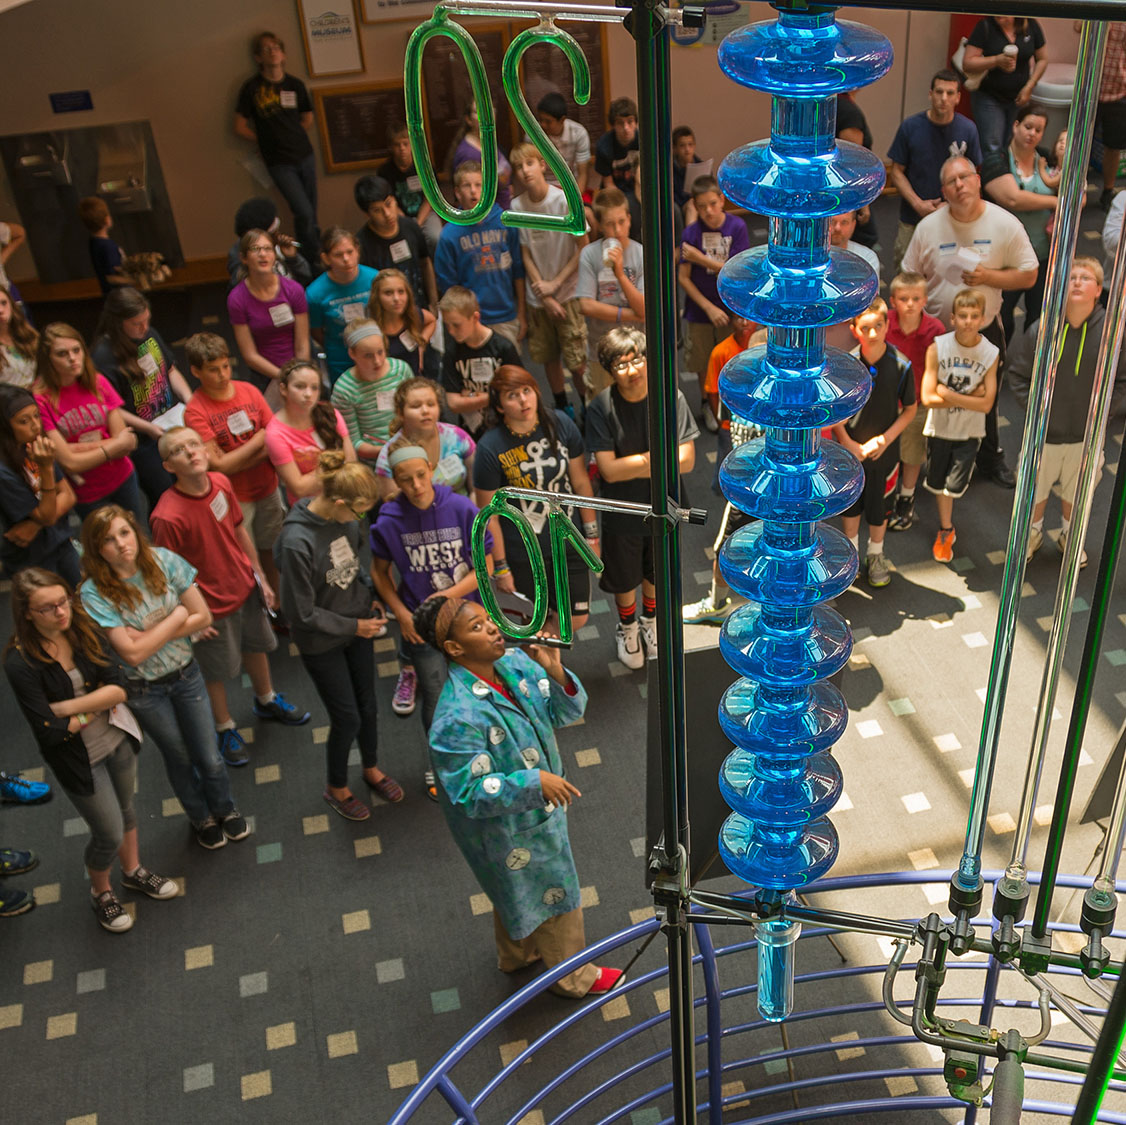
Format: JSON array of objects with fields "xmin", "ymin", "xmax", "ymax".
[
  {"xmin": 638, "ymin": 615, "xmax": 658, "ymax": 660},
  {"xmin": 615, "ymin": 620, "xmax": 645, "ymax": 670},
  {"xmin": 682, "ymin": 592, "xmax": 732, "ymax": 624},
  {"xmin": 1058, "ymin": 528, "xmax": 1088, "ymax": 568},
  {"xmin": 1027, "ymin": 525, "xmax": 1043, "ymax": 560},
  {"xmin": 701, "ymin": 402, "xmax": 719, "ymax": 433}
]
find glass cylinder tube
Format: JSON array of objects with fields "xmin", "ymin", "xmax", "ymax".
[{"xmin": 755, "ymin": 916, "xmax": 802, "ymax": 1022}]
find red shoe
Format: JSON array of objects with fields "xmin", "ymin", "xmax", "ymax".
[
  {"xmin": 588, "ymin": 966, "xmax": 623, "ymax": 994},
  {"xmin": 932, "ymin": 526, "xmax": 956, "ymax": 563}
]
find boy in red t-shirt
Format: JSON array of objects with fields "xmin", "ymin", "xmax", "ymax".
[
  {"xmin": 151, "ymin": 425, "xmax": 309, "ymax": 767},
  {"xmin": 183, "ymin": 333, "xmax": 285, "ymax": 595},
  {"xmin": 885, "ymin": 271, "xmax": 944, "ymax": 531}
]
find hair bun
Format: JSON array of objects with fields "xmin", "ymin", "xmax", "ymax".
[{"xmin": 316, "ymin": 449, "xmax": 347, "ymax": 477}]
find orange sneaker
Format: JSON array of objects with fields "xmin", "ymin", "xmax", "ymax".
[{"xmin": 933, "ymin": 526, "xmax": 956, "ymax": 563}]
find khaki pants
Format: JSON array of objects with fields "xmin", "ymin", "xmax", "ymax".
[{"xmin": 494, "ymin": 907, "xmax": 599, "ymax": 998}]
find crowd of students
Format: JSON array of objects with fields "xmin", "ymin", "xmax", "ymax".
[{"xmin": 0, "ymin": 20, "xmax": 1124, "ymax": 1002}]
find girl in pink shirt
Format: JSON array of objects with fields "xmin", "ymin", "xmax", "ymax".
[
  {"xmin": 265, "ymin": 359, "xmax": 356, "ymax": 502},
  {"xmin": 35, "ymin": 323, "xmax": 141, "ymax": 519}
]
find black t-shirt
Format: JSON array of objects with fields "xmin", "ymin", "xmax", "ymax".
[
  {"xmin": 89, "ymin": 236, "xmax": 123, "ymax": 294},
  {"xmin": 91, "ymin": 328, "xmax": 178, "ymax": 443},
  {"xmin": 594, "ymin": 131, "xmax": 639, "ymax": 193},
  {"xmin": 585, "ymin": 386, "xmax": 698, "ymax": 534},
  {"xmin": 473, "ymin": 411, "xmax": 585, "ymax": 536},
  {"xmin": 355, "ymin": 217, "xmax": 430, "ymax": 311},
  {"xmin": 846, "ymin": 345, "xmax": 915, "ymax": 448},
  {"xmin": 966, "ymin": 18, "xmax": 1045, "ymax": 102},
  {"xmin": 235, "ymin": 74, "xmax": 314, "ymax": 165},
  {"xmin": 386, "ymin": 329, "xmax": 440, "ymax": 380},
  {"xmin": 440, "ymin": 331, "xmax": 522, "ymax": 437},
  {"xmin": 836, "ymin": 95, "xmax": 873, "ymax": 150},
  {"xmin": 377, "ymin": 158, "xmax": 426, "ymax": 220}
]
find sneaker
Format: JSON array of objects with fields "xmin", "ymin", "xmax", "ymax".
[
  {"xmin": 91, "ymin": 889, "xmax": 133, "ymax": 933},
  {"xmin": 253, "ymin": 691, "xmax": 310, "ymax": 726},
  {"xmin": 1100, "ymin": 186, "xmax": 1117, "ymax": 211},
  {"xmin": 866, "ymin": 552, "xmax": 891, "ymax": 588},
  {"xmin": 887, "ymin": 493, "xmax": 915, "ymax": 532},
  {"xmin": 615, "ymin": 620, "xmax": 645, "ymax": 670},
  {"xmin": 0, "ymin": 772, "xmax": 51, "ymax": 804},
  {"xmin": 221, "ymin": 810, "xmax": 251, "ymax": 841},
  {"xmin": 0, "ymin": 886, "xmax": 33, "ymax": 917},
  {"xmin": 932, "ymin": 527, "xmax": 956, "ymax": 564},
  {"xmin": 323, "ymin": 788, "xmax": 371, "ymax": 821},
  {"xmin": 0, "ymin": 847, "xmax": 38, "ymax": 876},
  {"xmin": 194, "ymin": 817, "xmax": 228, "ymax": 850},
  {"xmin": 392, "ymin": 666, "xmax": 418, "ymax": 716},
  {"xmin": 682, "ymin": 592, "xmax": 732, "ymax": 624},
  {"xmin": 701, "ymin": 401, "xmax": 719, "ymax": 433},
  {"xmin": 1058, "ymin": 528, "xmax": 1088, "ymax": 568},
  {"xmin": 424, "ymin": 769, "xmax": 438, "ymax": 802},
  {"xmin": 588, "ymin": 966, "xmax": 624, "ymax": 994},
  {"xmin": 638, "ymin": 614, "xmax": 658, "ymax": 660},
  {"xmin": 218, "ymin": 728, "xmax": 249, "ymax": 768},
  {"xmin": 1027, "ymin": 525, "xmax": 1044, "ymax": 560},
  {"xmin": 121, "ymin": 866, "xmax": 178, "ymax": 900}
]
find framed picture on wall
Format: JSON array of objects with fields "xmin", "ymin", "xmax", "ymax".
[
  {"xmin": 314, "ymin": 81, "xmax": 407, "ymax": 172},
  {"xmin": 297, "ymin": 0, "xmax": 366, "ymax": 77},
  {"xmin": 359, "ymin": 0, "xmax": 433, "ymax": 22}
]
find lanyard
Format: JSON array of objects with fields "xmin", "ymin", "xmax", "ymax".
[{"xmin": 1058, "ymin": 320, "xmax": 1088, "ymax": 377}]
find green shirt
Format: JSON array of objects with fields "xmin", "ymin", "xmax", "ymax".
[{"xmin": 330, "ymin": 357, "xmax": 413, "ymax": 454}]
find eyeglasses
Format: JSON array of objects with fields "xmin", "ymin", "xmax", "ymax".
[
  {"xmin": 249, "ymin": 243, "xmax": 273, "ymax": 253},
  {"xmin": 612, "ymin": 356, "xmax": 645, "ymax": 375},
  {"xmin": 31, "ymin": 596, "xmax": 70, "ymax": 617}
]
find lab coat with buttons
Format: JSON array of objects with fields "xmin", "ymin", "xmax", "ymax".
[{"xmin": 429, "ymin": 648, "xmax": 588, "ymax": 940}]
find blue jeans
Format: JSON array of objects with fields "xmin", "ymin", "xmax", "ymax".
[
  {"xmin": 127, "ymin": 661, "xmax": 236, "ymax": 825},
  {"xmin": 64, "ymin": 739, "xmax": 137, "ymax": 871},
  {"xmin": 74, "ymin": 469, "xmax": 144, "ymax": 525},
  {"xmin": 267, "ymin": 153, "xmax": 319, "ymax": 257},
  {"xmin": 399, "ymin": 635, "xmax": 449, "ymax": 736},
  {"xmin": 970, "ymin": 90, "xmax": 1017, "ymax": 158},
  {"xmin": 300, "ymin": 636, "xmax": 379, "ymax": 789}
]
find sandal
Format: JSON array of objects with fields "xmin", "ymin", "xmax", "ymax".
[
  {"xmin": 365, "ymin": 773, "xmax": 404, "ymax": 803},
  {"xmin": 323, "ymin": 789, "xmax": 371, "ymax": 821}
]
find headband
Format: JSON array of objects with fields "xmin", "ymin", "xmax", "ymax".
[
  {"xmin": 345, "ymin": 323, "xmax": 383, "ymax": 348},
  {"xmin": 388, "ymin": 444, "xmax": 429, "ymax": 469},
  {"xmin": 1, "ymin": 389, "xmax": 36, "ymax": 420},
  {"xmin": 434, "ymin": 597, "xmax": 470, "ymax": 651}
]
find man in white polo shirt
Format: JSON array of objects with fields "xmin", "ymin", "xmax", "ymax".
[{"xmin": 902, "ymin": 154, "xmax": 1038, "ymax": 488}]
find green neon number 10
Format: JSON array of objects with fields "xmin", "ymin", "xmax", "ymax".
[
  {"xmin": 404, "ymin": 12, "xmax": 590, "ymax": 236},
  {"xmin": 470, "ymin": 493, "xmax": 604, "ymax": 644}
]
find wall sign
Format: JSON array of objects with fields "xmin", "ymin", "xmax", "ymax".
[{"xmin": 297, "ymin": 1, "xmax": 366, "ymax": 77}]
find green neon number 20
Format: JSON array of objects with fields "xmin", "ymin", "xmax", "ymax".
[
  {"xmin": 471, "ymin": 492, "xmax": 604, "ymax": 644},
  {"xmin": 404, "ymin": 15, "xmax": 590, "ymax": 237}
]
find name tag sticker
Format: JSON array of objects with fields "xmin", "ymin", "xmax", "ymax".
[
  {"xmin": 269, "ymin": 302, "xmax": 295, "ymax": 327},
  {"xmin": 406, "ymin": 175, "xmax": 422, "ymax": 192},
  {"xmin": 138, "ymin": 352, "xmax": 159, "ymax": 376},
  {"xmin": 390, "ymin": 239, "xmax": 411, "ymax": 263},
  {"xmin": 341, "ymin": 302, "xmax": 365, "ymax": 323},
  {"xmin": 227, "ymin": 409, "xmax": 253, "ymax": 436},
  {"xmin": 376, "ymin": 390, "xmax": 396, "ymax": 412},
  {"xmin": 279, "ymin": 90, "xmax": 298, "ymax": 109},
  {"xmin": 399, "ymin": 331, "xmax": 417, "ymax": 351},
  {"xmin": 209, "ymin": 489, "xmax": 229, "ymax": 523}
]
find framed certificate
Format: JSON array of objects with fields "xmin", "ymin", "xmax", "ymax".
[{"xmin": 297, "ymin": 0, "xmax": 366, "ymax": 77}]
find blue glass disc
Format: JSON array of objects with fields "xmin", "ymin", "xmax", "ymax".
[
  {"xmin": 718, "ymin": 522, "xmax": 857, "ymax": 606},
  {"xmin": 718, "ymin": 140, "xmax": 885, "ymax": 218},
  {"xmin": 720, "ymin": 748, "xmax": 843, "ymax": 825},
  {"xmin": 719, "ymin": 602, "xmax": 852, "ymax": 686},
  {"xmin": 719, "ymin": 812, "xmax": 840, "ymax": 890},
  {"xmin": 718, "ymin": 678, "xmax": 848, "ymax": 757},
  {"xmin": 717, "ymin": 247, "xmax": 878, "ymax": 328},
  {"xmin": 718, "ymin": 345, "xmax": 871, "ymax": 431},
  {"xmin": 718, "ymin": 18, "xmax": 894, "ymax": 96}
]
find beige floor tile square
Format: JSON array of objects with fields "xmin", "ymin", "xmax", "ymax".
[
  {"xmin": 237, "ymin": 727, "xmax": 254, "ymax": 744},
  {"xmin": 377, "ymin": 660, "xmax": 401, "ymax": 678},
  {"xmin": 288, "ymin": 642, "xmax": 300, "ymax": 657},
  {"xmin": 354, "ymin": 836, "xmax": 382, "ymax": 858},
  {"xmin": 255, "ymin": 764, "xmax": 281, "ymax": 784},
  {"xmin": 653, "ymin": 988, "xmax": 670, "ymax": 1013},
  {"xmin": 46, "ymin": 1012, "xmax": 77, "ymax": 1039},
  {"xmin": 23, "ymin": 959, "xmax": 53, "ymax": 985},
  {"xmin": 0, "ymin": 1004, "xmax": 23, "ymax": 1029},
  {"xmin": 312, "ymin": 726, "xmax": 330, "ymax": 744},
  {"xmin": 600, "ymin": 995, "xmax": 630, "ymax": 1021},
  {"xmin": 469, "ymin": 892, "xmax": 492, "ymax": 915},
  {"xmin": 907, "ymin": 848, "xmax": 938, "ymax": 870},
  {"xmin": 629, "ymin": 907, "xmax": 655, "ymax": 925},
  {"xmin": 387, "ymin": 1059, "xmax": 418, "ymax": 1087},
  {"xmin": 341, "ymin": 909, "xmax": 370, "ymax": 934},
  {"xmin": 516, "ymin": 1113, "xmax": 544, "ymax": 1125},
  {"xmin": 241, "ymin": 1070, "xmax": 272, "ymax": 1099},
  {"xmin": 574, "ymin": 748, "xmax": 601, "ymax": 767},
  {"xmin": 32, "ymin": 883, "xmax": 60, "ymax": 905},
  {"xmin": 303, "ymin": 814, "xmax": 330, "ymax": 835},
  {"xmin": 580, "ymin": 885, "xmax": 599, "ymax": 908},
  {"xmin": 373, "ymin": 637, "xmax": 396, "ymax": 652},
  {"xmin": 162, "ymin": 797, "xmax": 185, "ymax": 817},
  {"xmin": 22, "ymin": 767, "xmax": 45, "ymax": 783},
  {"xmin": 885, "ymin": 1076, "xmax": 918, "ymax": 1095},
  {"xmin": 65, "ymin": 1116, "xmax": 97, "ymax": 1125},
  {"xmin": 266, "ymin": 1022, "xmax": 297, "ymax": 1050},
  {"xmin": 184, "ymin": 945, "xmax": 214, "ymax": 970},
  {"xmin": 499, "ymin": 1039, "xmax": 529, "ymax": 1066},
  {"xmin": 327, "ymin": 1030, "xmax": 359, "ymax": 1058}
]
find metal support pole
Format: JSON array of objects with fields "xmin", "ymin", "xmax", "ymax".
[
  {"xmin": 629, "ymin": 0, "xmax": 695, "ymax": 1118},
  {"xmin": 1072, "ymin": 966, "xmax": 1126, "ymax": 1123}
]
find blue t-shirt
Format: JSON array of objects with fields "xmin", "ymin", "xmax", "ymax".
[
  {"xmin": 89, "ymin": 236, "xmax": 123, "ymax": 295},
  {"xmin": 80, "ymin": 546, "xmax": 198, "ymax": 681},
  {"xmin": 434, "ymin": 205, "xmax": 525, "ymax": 325},
  {"xmin": 887, "ymin": 112, "xmax": 983, "ymax": 226},
  {"xmin": 306, "ymin": 265, "xmax": 379, "ymax": 382},
  {"xmin": 681, "ymin": 213, "xmax": 750, "ymax": 323}
]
